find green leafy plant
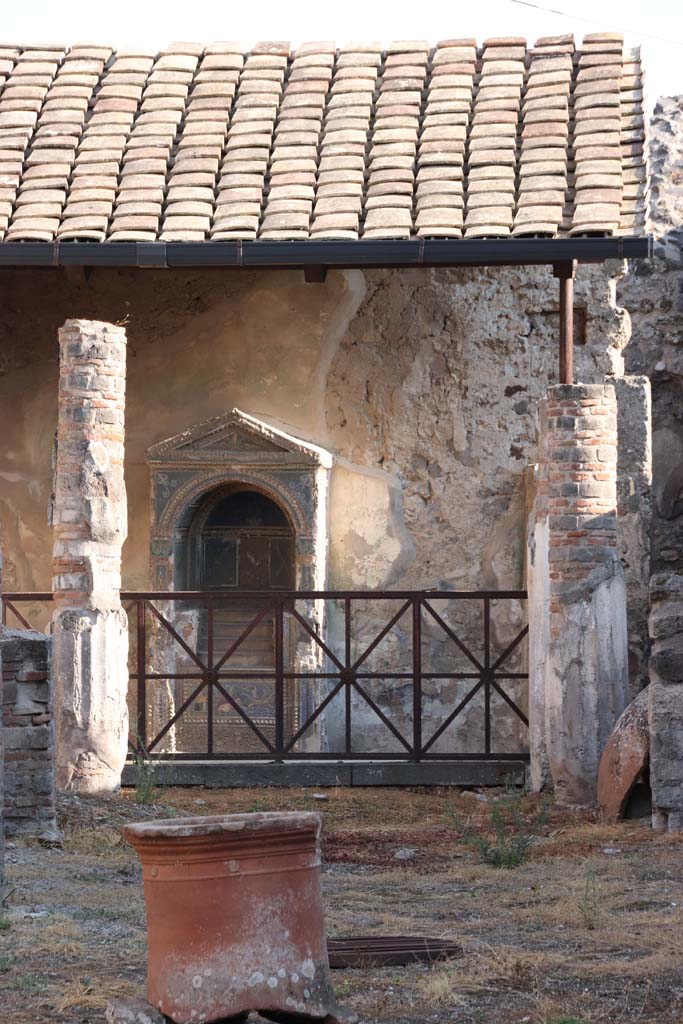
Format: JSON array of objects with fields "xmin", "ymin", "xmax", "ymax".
[
  {"xmin": 452, "ymin": 790, "xmax": 551, "ymax": 868},
  {"xmin": 0, "ymin": 954, "xmax": 16, "ymax": 974},
  {"xmin": 0, "ymin": 917, "xmax": 10, "ymax": 932},
  {"xmin": 13, "ymin": 973, "xmax": 48, "ymax": 994},
  {"xmin": 132, "ymin": 747, "xmax": 159, "ymax": 805},
  {"xmin": 334, "ymin": 979, "xmax": 352, "ymax": 999}
]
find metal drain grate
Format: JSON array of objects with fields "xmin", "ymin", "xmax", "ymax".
[{"xmin": 327, "ymin": 936, "xmax": 462, "ymax": 968}]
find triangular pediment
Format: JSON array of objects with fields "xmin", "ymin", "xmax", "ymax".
[
  {"xmin": 195, "ymin": 427, "xmax": 284, "ymax": 453},
  {"xmin": 147, "ymin": 409, "xmax": 332, "ymax": 468}
]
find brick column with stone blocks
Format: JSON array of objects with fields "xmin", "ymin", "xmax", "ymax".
[
  {"xmin": 52, "ymin": 319, "xmax": 128, "ymax": 795},
  {"xmin": 531, "ymin": 383, "xmax": 629, "ymax": 804}
]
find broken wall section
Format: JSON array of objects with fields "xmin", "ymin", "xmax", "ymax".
[
  {"xmin": 614, "ymin": 375, "xmax": 652, "ymax": 696},
  {"xmin": 1, "ymin": 628, "xmax": 57, "ymax": 840},
  {"xmin": 620, "ymin": 96, "xmax": 683, "ymax": 576},
  {"xmin": 649, "ymin": 573, "xmax": 683, "ymax": 832},
  {"xmin": 617, "ymin": 96, "xmax": 683, "ymax": 829}
]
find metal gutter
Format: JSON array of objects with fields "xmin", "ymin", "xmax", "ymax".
[{"xmin": 0, "ymin": 235, "xmax": 653, "ymax": 270}]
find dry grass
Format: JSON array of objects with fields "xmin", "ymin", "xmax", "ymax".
[
  {"xmin": 10, "ymin": 916, "xmax": 87, "ymax": 959},
  {"xmin": 2, "ymin": 786, "xmax": 683, "ymax": 1023},
  {"xmin": 51, "ymin": 977, "xmax": 140, "ymax": 1014},
  {"xmin": 416, "ymin": 962, "xmax": 468, "ymax": 1007},
  {"xmin": 61, "ymin": 826, "xmax": 125, "ymax": 856}
]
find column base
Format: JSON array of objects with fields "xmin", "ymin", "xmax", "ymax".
[
  {"xmin": 53, "ymin": 606, "xmax": 129, "ymax": 796},
  {"xmin": 546, "ymin": 561, "xmax": 629, "ymax": 806}
]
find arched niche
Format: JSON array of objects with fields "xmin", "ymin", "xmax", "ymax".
[
  {"xmin": 147, "ymin": 409, "xmax": 332, "ymax": 592},
  {"xmin": 186, "ymin": 485, "xmax": 295, "ymax": 591}
]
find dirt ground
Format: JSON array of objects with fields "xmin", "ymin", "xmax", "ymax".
[{"xmin": 1, "ymin": 785, "xmax": 682, "ymax": 1024}]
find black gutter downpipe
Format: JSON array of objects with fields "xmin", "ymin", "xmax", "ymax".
[{"xmin": 0, "ymin": 236, "xmax": 653, "ymax": 270}]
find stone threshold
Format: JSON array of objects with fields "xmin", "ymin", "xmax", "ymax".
[{"xmin": 121, "ymin": 759, "xmax": 527, "ymax": 788}]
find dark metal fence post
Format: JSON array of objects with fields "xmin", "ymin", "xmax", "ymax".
[
  {"xmin": 484, "ymin": 597, "xmax": 491, "ymax": 756},
  {"xmin": 136, "ymin": 599, "xmax": 146, "ymax": 753},
  {"xmin": 207, "ymin": 596, "xmax": 214, "ymax": 757},
  {"xmin": 345, "ymin": 598, "xmax": 352, "ymax": 755},
  {"xmin": 412, "ymin": 596, "xmax": 422, "ymax": 760},
  {"xmin": 275, "ymin": 596, "xmax": 284, "ymax": 760}
]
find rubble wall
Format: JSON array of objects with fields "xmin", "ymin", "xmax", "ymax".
[
  {"xmin": 648, "ymin": 573, "xmax": 683, "ymax": 831},
  {"xmin": 620, "ymin": 96, "xmax": 683, "ymax": 576},
  {"xmin": 0, "ymin": 628, "xmax": 56, "ymax": 839},
  {"xmin": 617, "ymin": 96, "xmax": 683, "ymax": 826}
]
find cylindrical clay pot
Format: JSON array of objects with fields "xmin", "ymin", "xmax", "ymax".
[{"xmin": 124, "ymin": 811, "xmax": 354, "ymax": 1024}]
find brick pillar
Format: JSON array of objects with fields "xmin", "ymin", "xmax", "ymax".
[
  {"xmin": 532, "ymin": 383, "xmax": 629, "ymax": 804},
  {"xmin": 648, "ymin": 573, "xmax": 683, "ymax": 832},
  {"xmin": 52, "ymin": 320, "xmax": 128, "ymax": 795}
]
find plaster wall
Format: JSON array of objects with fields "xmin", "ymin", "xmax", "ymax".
[{"xmin": 0, "ymin": 262, "xmax": 629, "ymax": 597}]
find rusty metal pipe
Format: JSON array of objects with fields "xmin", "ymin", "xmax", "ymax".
[
  {"xmin": 559, "ymin": 274, "xmax": 574, "ymax": 384},
  {"xmin": 554, "ymin": 260, "xmax": 576, "ymax": 385}
]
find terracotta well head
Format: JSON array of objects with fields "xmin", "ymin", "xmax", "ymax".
[
  {"xmin": 124, "ymin": 811, "xmax": 353, "ymax": 1024},
  {"xmin": 125, "ymin": 809, "xmax": 322, "ymax": 845}
]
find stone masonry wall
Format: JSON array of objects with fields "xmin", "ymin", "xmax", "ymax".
[
  {"xmin": 620, "ymin": 97, "xmax": 683, "ymax": 575},
  {"xmin": 535, "ymin": 383, "xmax": 629, "ymax": 804},
  {"xmin": 614, "ymin": 376, "xmax": 652, "ymax": 696},
  {"xmin": 648, "ymin": 573, "xmax": 683, "ymax": 831},
  {"xmin": 618, "ymin": 97, "xmax": 683, "ymax": 828},
  {"xmin": 0, "ymin": 628, "xmax": 56, "ymax": 839}
]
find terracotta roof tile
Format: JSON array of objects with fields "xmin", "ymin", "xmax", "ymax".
[{"xmin": 0, "ymin": 36, "xmax": 649, "ymax": 243}]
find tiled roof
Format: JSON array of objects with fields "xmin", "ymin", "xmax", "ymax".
[{"xmin": 0, "ymin": 35, "xmax": 648, "ymax": 244}]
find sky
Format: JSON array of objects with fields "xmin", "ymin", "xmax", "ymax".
[{"xmin": 3, "ymin": 0, "xmax": 682, "ymax": 109}]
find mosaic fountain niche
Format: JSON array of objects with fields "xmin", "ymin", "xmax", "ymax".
[{"xmin": 138, "ymin": 410, "xmax": 332, "ymax": 759}]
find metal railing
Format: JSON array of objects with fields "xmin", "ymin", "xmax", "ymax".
[
  {"xmin": 1, "ymin": 592, "xmax": 52, "ymax": 631},
  {"xmin": 1, "ymin": 589, "xmax": 529, "ymax": 763}
]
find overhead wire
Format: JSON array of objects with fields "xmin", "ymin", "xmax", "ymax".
[{"xmin": 509, "ymin": 0, "xmax": 683, "ymax": 47}]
